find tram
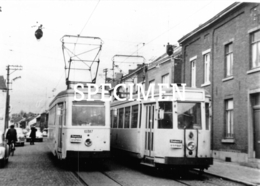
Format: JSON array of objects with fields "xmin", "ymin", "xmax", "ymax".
[
  {"xmin": 110, "ymin": 86, "xmax": 213, "ymax": 170},
  {"xmin": 47, "ymin": 88, "xmax": 110, "ymax": 160}
]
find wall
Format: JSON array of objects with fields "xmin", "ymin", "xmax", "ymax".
[
  {"xmin": 181, "ymin": 3, "xmax": 260, "ymax": 162},
  {"xmin": 0, "ymin": 90, "xmax": 6, "ymax": 133}
]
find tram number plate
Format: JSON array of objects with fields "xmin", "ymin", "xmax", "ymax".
[
  {"xmin": 84, "ymin": 130, "xmax": 93, "ymax": 133},
  {"xmin": 70, "ymin": 135, "xmax": 82, "ymax": 143},
  {"xmin": 170, "ymin": 139, "xmax": 183, "ymax": 149}
]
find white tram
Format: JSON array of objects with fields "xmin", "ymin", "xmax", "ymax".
[
  {"xmin": 110, "ymin": 87, "xmax": 213, "ymax": 170},
  {"xmin": 47, "ymin": 88, "xmax": 110, "ymax": 160}
]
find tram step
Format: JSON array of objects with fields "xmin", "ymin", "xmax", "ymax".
[
  {"xmin": 141, "ymin": 156, "xmax": 155, "ymax": 167},
  {"xmin": 140, "ymin": 162, "xmax": 156, "ymax": 167}
]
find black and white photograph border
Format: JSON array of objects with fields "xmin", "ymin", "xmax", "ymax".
[{"xmin": 0, "ymin": 0, "xmax": 259, "ymax": 185}]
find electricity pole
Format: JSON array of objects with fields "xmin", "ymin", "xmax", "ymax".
[
  {"xmin": 103, "ymin": 68, "xmax": 108, "ymax": 83},
  {"xmin": 5, "ymin": 65, "xmax": 22, "ymax": 131}
]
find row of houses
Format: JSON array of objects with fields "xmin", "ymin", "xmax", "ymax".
[
  {"xmin": 14, "ymin": 112, "xmax": 48, "ymax": 132},
  {"xmin": 0, "ymin": 77, "xmax": 48, "ymax": 132},
  {"xmin": 110, "ymin": 2, "xmax": 260, "ymax": 165}
]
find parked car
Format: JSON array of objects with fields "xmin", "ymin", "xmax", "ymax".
[
  {"xmin": 26, "ymin": 128, "xmax": 43, "ymax": 142},
  {"xmin": 15, "ymin": 128, "xmax": 26, "ymax": 146},
  {"xmin": 0, "ymin": 131, "xmax": 10, "ymax": 168}
]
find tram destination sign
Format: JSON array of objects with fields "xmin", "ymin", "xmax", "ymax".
[
  {"xmin": 70, "ymin": 135, "xmax": 82, "ymax": 143},
  {"xmin": 170, "ymin": 139, "xmax": 183, "ymax": 149}
]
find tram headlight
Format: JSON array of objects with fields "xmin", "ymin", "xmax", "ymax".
[
  {"xmin": 187, "ymin": 141, "xmax": 195, "ymax": 151},
  {"xmin": 85, "ymin": 139, "xmax": 92, "ymax": 147},
  {"xmin": 189, "ymin": 132, "xmax": 194, "ymax": 139}
]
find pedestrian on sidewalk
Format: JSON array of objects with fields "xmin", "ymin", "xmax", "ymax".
[{"xmin": 30, "ymin": 126, "xmax": 37, "ymax": 145}]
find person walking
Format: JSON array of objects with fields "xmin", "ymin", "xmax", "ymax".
[
  {"xmin": 30, "ymin": 126, "xmax": 37, "ymax": 145},
  {"xmin": 6, "ymin": 125, "xmax": 17, "ymax": 152}
]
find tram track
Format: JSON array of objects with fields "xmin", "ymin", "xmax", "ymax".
[
  {"xmin": 152, "ymin": 167, "xmax": 247, "ymax": 186},
  {"xmin": 73, "ymin": 170, "xmax": 124, "ymax": 186},
  {"xmin": 70, "ymin": 160, "xmax": 246, "ymax": 186}
]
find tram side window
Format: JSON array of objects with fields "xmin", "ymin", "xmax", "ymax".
[
  {"xmin": 112, "ymin": 109, "xmax": 118, "ymax": 128},
  {"xmin": 131, "ymin": 105, "xmax": 138, "ymax": 128},
  {"xmin": 139, "ymin": 104, "xmax": 142, "ymax": 128},
  {"xmin": 118, "ymin": 108, "xmax": 124, "ymax": 128},
  {"xmin": 48, "ymin": 106, "xmax": 56, "ymax": 126},
  {"xmin": 205, "ymin": 103, "xmax": 210, "ymax": 130},
  {"xmin": 110, "ymin": 110, "xmax": 113, "ymax": 128},
  {"xmin": 124, "ymin": 107, "xmax": 130, "ymax": 128},
  {"xmin": 158, "ymin": 102, "xmax": 173, "ymax": 129},
  {"xmin": 178, "ymin": 102, "xmax": 202, "ymax": 129}
]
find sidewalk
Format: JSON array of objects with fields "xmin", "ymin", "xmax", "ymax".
[{"xmin": 205, "ymin": 159, "xmax": 260, "ymax": 186}]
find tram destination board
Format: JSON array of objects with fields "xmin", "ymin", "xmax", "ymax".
[
  {"xmin": 170, "ymin": 139, "xmax": 183, "ymax": 149},
  {"xmin": 70, "ymin": 135, "xmax": 82, "ymax": 143}
]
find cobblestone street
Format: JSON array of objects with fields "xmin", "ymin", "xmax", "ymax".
[{"xmin": 0, "ymin": 140, "xmax": 83, "ymax": 186}]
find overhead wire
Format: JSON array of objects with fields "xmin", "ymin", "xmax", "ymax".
[
  {"xmin": 120, "ymin": 0, "xmax": 214, "ymax": 63},
  {"xmin": 79, "ymin": 0, "xmax": 101, "ymax": 36},
  {"xmin": 71, "ymin": 0, "xmax": 101, "ymax": 83}
]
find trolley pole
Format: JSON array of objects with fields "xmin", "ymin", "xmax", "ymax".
[{"xmin": 4, "ymin": 65, "xmax": 22, "ymax": 132}]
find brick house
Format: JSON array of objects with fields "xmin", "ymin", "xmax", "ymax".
[
  {"xmin": 178, "ymin": 2, "xmax": 260, "ymax": 163},
  {"xmin": 121, "ymin": 63, "xmax": 147, "ymax": 94},
  {"xmin": 145, "ymin": 46, "xmax": 182, "ymax": 90}
]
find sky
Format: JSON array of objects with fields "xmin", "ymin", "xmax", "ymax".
[{"xmin": 0, "ymin": 0, "xmax": 243, "ymax": 114}]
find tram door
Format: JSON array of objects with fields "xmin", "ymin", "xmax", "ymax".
[
  {"xmin": 57, "ymin": 103, "xmax": 64, "ymax": 153},
  {"xmin": 144, "ymin": 104, "xmax": 155, "ymax": 157}
]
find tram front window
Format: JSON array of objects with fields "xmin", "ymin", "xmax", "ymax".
[
  {"xmin": 177, "ymin": 102, "xmax": 202, "ymax": 129},
  {"xmin": 158, "ymin": 102, "xmax": 173, "ymax": 129},
  {"xmin": 72, "ymin": 105, "xmax": 105, "ymax": 126}
]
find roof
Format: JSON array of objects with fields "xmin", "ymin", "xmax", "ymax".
[
  {"xmin": 121, "ymin": 63, "xmax": 147, "ymax": 81},
  {"xmin": 0, "ymin": 76, "xmax": 7, "ymax": 90},
  {"xmin": 28, "ymin": 115, "xmax": 41, "ymax": 126},
  {"xmin": 178, "ymin": 2, "xmax": 242, "ymax": 44}
]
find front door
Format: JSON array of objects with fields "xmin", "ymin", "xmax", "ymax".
[
  {"xmin": 144, "ymin": 104, "xmax": 155, "ymax": 157},
  {"xmin": 251, "ymin": 93, "xmax": 260, "ymax": 159},
  {"xmin": 253, "ymin": 107, "xmax": 260, "ymax": 159}
]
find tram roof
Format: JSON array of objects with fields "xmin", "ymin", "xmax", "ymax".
[
  {"xmin": 49, "ymin": 87, "xmax": 110, "ymax": 107},
  {"xmin": 111, "ymin": 86, "xmax": 210, "ymax": 106}
]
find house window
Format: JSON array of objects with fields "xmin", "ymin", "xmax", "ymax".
[
  {"xmin": 251, "ymin": 30, "xmax": 260, "ymax": 69},
  {"xmin": 191, "ymin": 59, "xmax": 196, "ymax": 87},
  {"xmin": 225, "ymin": 99, "xmax": 234, "ymax": 138},
  {"xmin": 225, "ymin": 43, "xmax": 233, "ymax": 77},
  {"xmin": 203, "ymin": 53, "xmax": 210, "ymax": 84},
  {"xmin": 161, "ymin": 73, "xmax": 169, "ymax": 84}
]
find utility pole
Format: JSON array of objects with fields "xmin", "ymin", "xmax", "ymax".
[
  {"xmin": 5, "ymin": 65, "xmax": 22, "ymax": 132},
  {"xmin": 103, "ymin": 68, "xmax": 108, "ymax": 83}
]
